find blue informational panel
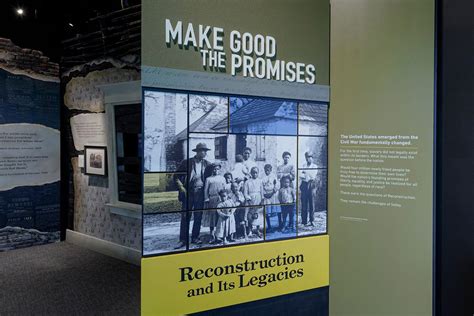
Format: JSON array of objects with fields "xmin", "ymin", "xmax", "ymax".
[{"xmin": 0, "ymin": 68, "xmax": 60, "ymax": 251}]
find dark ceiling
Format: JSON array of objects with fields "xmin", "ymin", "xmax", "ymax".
[{"xmin": 0, "ymin": 0, "xmax": 140, "ymax": 62}]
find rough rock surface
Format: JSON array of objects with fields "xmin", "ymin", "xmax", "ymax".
[{"xmin": 0, "ymin": 226, "xmax": 59, "ymax": 251}]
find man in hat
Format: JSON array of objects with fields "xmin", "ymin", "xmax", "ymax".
[
  {"xmin": 175, "ymin": 142, "xmax": 211, "ymax": 248},
  {"xmin": 299, "ymin": 151, "xmax": 318, "ymax": 226}
]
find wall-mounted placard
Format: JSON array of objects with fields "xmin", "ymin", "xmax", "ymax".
[{"xmin": 70, "ymin": 113, "xmax": 107, "ymax": 151}]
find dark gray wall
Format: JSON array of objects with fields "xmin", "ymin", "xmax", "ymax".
[
  {"xmin": 193, "ymin": 287, "xmax": 328, "ymax": 316},
  {"xmin": 436, "ymin": 0, "xmax": 474, "ymax": 315}
]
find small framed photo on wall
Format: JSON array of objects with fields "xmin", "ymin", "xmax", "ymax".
[{"xmin": 84, "ymin": 146, "xmax": 107, "ymax": 176}]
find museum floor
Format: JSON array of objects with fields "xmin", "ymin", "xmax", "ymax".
[{"xmin": 0, "ymin": 242, "xmax": 140, "ymax": 315}]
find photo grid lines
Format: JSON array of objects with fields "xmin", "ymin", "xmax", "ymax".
[
  {"xmin": 297, "ymin": 169, "xmax": 327, "ymax": 237},
  {"xmin": 143, "ymin": 172, "xmax": 186, "ymax": 214},
  {"xmin": 143, "ymin": 91, "xmax": 328, "ymax": 256},
  {"xmin": 295, "ymin": 101, "xmax": 300, "ymax": 239}
]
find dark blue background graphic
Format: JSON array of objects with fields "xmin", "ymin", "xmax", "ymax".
[
  {"xmin": 0, "ymin": 182, "xmax": 60, "ymax": 232},
  {"xmin": 0, "ymin": 68, "xmax": 59, "ymax": 129}
]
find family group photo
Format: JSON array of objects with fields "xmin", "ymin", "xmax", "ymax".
[
  {"xmin": 143, "ymin": 90, "xmax": 328, "ymax": 255},
  {"xmin": 184, "ymin": 137, "xmax": 298, "ymax": 246}
]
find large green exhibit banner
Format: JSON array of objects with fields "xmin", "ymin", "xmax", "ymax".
[
  {"xmin": 329, "ymin": 0, "xmax": 435, "ymax": 315},
  {"xmin": 141, "ymin": 1, "xmax": 331, "ymax": 314}
]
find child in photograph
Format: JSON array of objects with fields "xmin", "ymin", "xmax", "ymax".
[
  {"xmin": 203, "ymin": 163, "xmax": 226, "ymax": 243},
  {"xmin": 277, "ymin": 151, "xmax": 296, "ymax": 187},
  {"xmin": 262, "ymin": 164, "xmax": 281, "ymax": 232},
  {"xmin": 229, "ymin": 182, "xmax": 246, "ymax": 239},
  {"xmin": 223, "ymin": 172, "xmax": 233, "ymax": 194},
  {"xmin": 243, "ymin": 167, "xmax": 264, "ymax": 238},
  {"xmin": 232, "ymin": 154, "xmax": 249, "ymax": 184},
  {"xmin": 216, "ymin": 189, "xmax": 237, "ymax": 245},
  {"xmin": 279, "ymin": 176, "xmax": 296, "ymax": 233}
]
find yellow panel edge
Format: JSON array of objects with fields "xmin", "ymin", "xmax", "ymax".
[{"xmin": 142, "ymin": 235, "xmax": 329, "ymax": 315}]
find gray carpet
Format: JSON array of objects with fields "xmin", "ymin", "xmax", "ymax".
[{"xmin": 0, "ymin": 242, "xmax": 140, "ymax": 315}]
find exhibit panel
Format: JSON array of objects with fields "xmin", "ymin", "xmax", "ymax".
[
  {"xmin": 141, "ymin": 0, "xmax": 330, "ymax": 314},
  {"xmin": 0, "ymin": 38, "xmax": 60, "ymax": 251},
  {"xmin": 329, "ymin": 0, "xmax": 435, "ymax": 315},
  {"xmin": 60, "ymin": 6, "xmax": 143, "ymax": 263}
]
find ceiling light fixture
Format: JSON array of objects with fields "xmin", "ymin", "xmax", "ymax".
[{"xmin": 16, "ymin": 8, "xmax": 25, "ymax": 16}]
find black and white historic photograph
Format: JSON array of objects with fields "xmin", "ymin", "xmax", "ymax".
[
  {"xmin": 143, "ymin": 173, "xmax": 184, "ymax": 214},
  {"xmin": 186, "ymin": 133, "xmax": 297, "ymax": 210},
  {"xmin": 265, "ymin": 205, "xmax": 297, "ymax": 240},
  {"xmin": 298, "ymin": 102, "xmax": 328, "ymax": 136},
  {"xmin": 189, "ymin": 94, "xmax": 228, "ymax": 133},
  {"xmin": 84, "ymin": 146, "xmax": 107, "ymax": 176},
  {"xmin": 297, "ymin": 169, "xmax": 327, "ymax": 236},
  {"xmin": 144, "ymin": 90, "xmax": 188, "ymax": 172},
  {"xmin": 188, "ymin": 206, "xmax": 264, "ymax": 250},
  {"xmin": 143, "ymin": 212, "xmax": 185, "ymax": 255},
  {"xmin": 142, "ymin": 91, "xmax": 330, "ymax": 255},
  {"xmin": 298, "ymin": 136, "xmax": 328, "ymax": 168},
  {"xmin": 229, "ymin": 97, "xmax": 297, "ymax": 135}
]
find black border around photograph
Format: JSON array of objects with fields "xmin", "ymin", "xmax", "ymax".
[{"xmin": 84, "ymin": 145, "xmax": 108, "ymax": 177}]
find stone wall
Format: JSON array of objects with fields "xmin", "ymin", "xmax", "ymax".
[
  {"xmin": 0, "ymin": 38, "xmax": 58, "ymax": 80},
  {"xmin": 0, "ymin": 227, "xmax": 60, "ymax": 251}
]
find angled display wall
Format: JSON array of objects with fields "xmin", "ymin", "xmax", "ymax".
[
  {"xmin": 329, "ymin": 0, "xmax": 435, "ymax": 315},
  {"xmin": 141, "ymin": 1, "xmax": 330, "ymax": 314}
]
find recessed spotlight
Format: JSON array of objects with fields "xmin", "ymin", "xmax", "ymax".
[
  {"xmin": 16, "ymin": 8, "xmax": 25, "ymax": 16},
  {"xmin": 68, "ymin": 23, "xmax": 74, "ymax": 27}
]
